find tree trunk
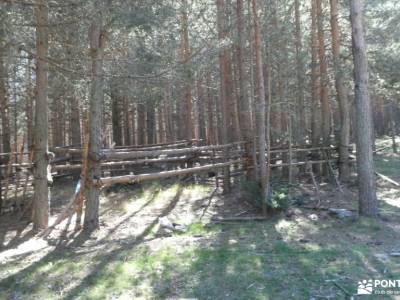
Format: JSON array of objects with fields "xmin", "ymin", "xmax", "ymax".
[
  {"xmin": 330, "ymin": 0, "xmax": 351, "ymax": 182},
  {"xmin": 350, "ymin": 0, "xmax": 378, "ymax": 217},
  {"xmin": 251, "ymin": 0, "xmax": 269, "ymax": 215},
  {"xmin": 84, "ymin": 17, "xmax": 105, "ymax": 231},
  {"xmin": 294, "ymin": 0, "xmax": 306, "ymax": 145},
  {"xmin": 137, "ymin": 103, "xmax": 146, "ymax": 145},
  {"xmin": 33, "ymin": 0, "xmax": 50, "ymax": 230},
  {"xmin": 216, "ymin": 0, "xmax": 232, "ymax": 192},
  {"xmin": 111, "ymin": 92, "xmax": 122, "ymax": 146},
  {"xmin": 0, "ymin": 47, "xmax": 11, "ymax": 158},
  {"xmin": 123, "ymin": 97, "xmax": 131, "ymax": 146},
  {"xmin": 196, "ymin": 76, "xmax": 206, "ymax": 143},
  {"xmin": 146, "ymin": 103, "xmax": 155, "ymax": 145},
  {"xmin": 26, "ymin": 59, "xmax": 34, "ymax": 151},
  {"xmin": 70, "ymin": 93, "xmax": 81, "ymax": 146},
  {"xmin": 237, "ymin": 0, "xmax": 253, "ymax": 177},
  {"xmin": 206, "ymin": 72, "xmax": 216, "ymax": 145},
  {"xmin": 180, "ymin": 0, "xmax": 193, "ymax": 140},
  {"xmin": 0, "ymin": 11, "xmax": 11, "ymax": 157},
  {"xmin": 316, "ymin": 0, "xmax": 331, "ymax": 145}
]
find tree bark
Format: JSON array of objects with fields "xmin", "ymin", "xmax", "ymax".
[
  {"xmin": 236, "ymin": 0, "xmax": 253, "ymax": 177},
  {"xmin": 316, "ymin": 0, "xmax": 331, "ymax": 145},
  {"xmin": 180, "ymin": 0, "xmax": 193, "ymax": 140},
  {"xmin": 111, "ymin": 91, "xmax": 122, "ymax": 146},
  {"xmin": 216, "ymin": 0, "xmax": 232, "ymax": 192},
  {"xmin": 294, "ymin": 0, "xmax": 306, "ymax": 145},
  {"xmin": 84, "ymin": 16, "xmax": 105, "ymax": 231},
  {"xmin": 0, "ymin": 49, "xmax": 11, "ymax": 158},
  {"xmin": 311, "ymin": 0, "xmax": 322, "ymax": 177},
  {"xmin": 123, "ymin": 97, "xmax": 131, "ymax": 146},
  {"xmin": 330, "ymin": 0, "xmax": 351, "ymax": 181},
  {"xmin": 0, "ymin": 11, "xmax": 11, "ymax": 158},
  {"xmin": 350, "ymin": 0, "xmax": 378, "ymax": 217},
  {"xmin": 137, "ymin": 103, "xmax": 146, "ymax": 145},
  {"xmin": 33, "ymin": 0, "xmax": 50, "ymax": 230},
  {"xmin": 251, "ymin": 0, "xmax": 269, "ymax": 215}
]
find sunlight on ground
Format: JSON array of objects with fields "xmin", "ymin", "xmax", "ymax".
[{"xmin": 1, "ymin": 147, "xmax": 400, "ymax": 300}]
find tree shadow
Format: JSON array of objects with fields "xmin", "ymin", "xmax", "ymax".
[
  {"xmin": 0, "ymin": 184, "xmax": 184, "ymax": 300},
  {"xmin": 0, "ymin": 213, "xmax": 32, "ymax": 251},
  {"xmin": 1, "ymin": 181, "xmax": 400, "ymax": 299}
]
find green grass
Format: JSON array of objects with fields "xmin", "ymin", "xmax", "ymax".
[
  {"xmin": 1, "ymin": 155, "xmax": 400, "ymax": 300},
  {"xmin": 1, "ymin": 217, "xmax": 399, "ymax": 300},
  {"xmin": 374, "ymin": 137, "xmax": 400, "ymax": 178},
  {"xmin": 375, "ymin": 155, "xmax": 400, "ymax": 178}
]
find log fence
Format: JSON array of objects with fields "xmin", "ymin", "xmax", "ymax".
[{"xmin": 0, "ymin": 139, "xmax": 352, "ymax": 214}]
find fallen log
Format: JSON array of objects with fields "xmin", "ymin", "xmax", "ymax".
[
  {"xmin": 95, "ymin": 159, "xmax": 242, "ymax": 187},
  {"xmin": 211, "ymin": 216, "xmax": 268, "ymax": 222},
  {"xmin": 376, "ymin": 172, "xmax": 400, "ymax": 187},
  {"xmin": 103, "ymin": 142, "xmax": 245, "ymax": 161},
  {"xmin": 114, "ymin": 139, "xmax": 200, "ymax": 149},
  {"xmin": 52, "ymin": 155, "xmax": 196, "ymax": 172}
]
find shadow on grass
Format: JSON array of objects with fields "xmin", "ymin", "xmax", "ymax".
[
  {"xmin": 0, "ymin": 184, "xmax": 184, "ymax": 300},
  {"xmin": 1, "ymin": 182, "xmax": 400, "ymax": 299}
]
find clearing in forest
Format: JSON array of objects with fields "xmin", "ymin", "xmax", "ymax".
[{"xmin": 0, "ymin": 150, "xmax": 399, "ymax": 299}]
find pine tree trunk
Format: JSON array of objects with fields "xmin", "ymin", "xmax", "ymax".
[
  {"xmin": 316, "ymin": 0, "xmax": 332, "ymax": 145},
  {"xmin": 216, "ymin": 0, "xmax": 231, "ymax": 192},
  {"xmin": 123, "ymin": 97, "xmax": 131, "ymax": 146},
  {"xmin": 137, "ymin": 103, "xmax": 146, "ymax": 145},
  {"xmin": 330, "ymin": 0, "xmax": 351, "ymax": 181},
  {"xmin": 26, "ymin": 59, "xmax": 34, "ymax": 151},
  {"xmin": 0, "ymin": 47, "xmax": 11, "ymax": 158},
  {"xmin": 111, "ymin": 92, "xmax": 122, "ymax": 146},
  {"xmin": 0, "ymin": 11, "xmax": 11, "ymax": 157},
  {"xmin": 33, "ymin": 0, "xmax": 49, "ymax": 230},
  {"xmin": 350, "ymin": 0, "xmax": 378, "ymax": 217},
  {"xmin": 311, "ymin": 0, "xmax": 320, "ymax": 143},
  {"xmin": 147, "ymin": 103, "xmax": 155, "ymax": 145},
  {"xmin": 180, "ymin": 0, "xmax": 193, "ymax": 140},
  {"xmin": 84, "ymin": 17, "xmax": 105, "ymax": 231},
  {"xmin": 237, "ymin": 0, "xmax": 253, "ymax": 177},
  {"xmin": 206, "ymin": 73, "xmax": 216, "ymax": 145},
  {"xmin": 294, "ymin": 0, "xmax": 306, "ymax": 145},
  {"xmin": 196, "ymin": 76, "xmax": 206, "ymax": 143},
  {"xmin": 70, "ymin": 94, "xmax": 81, "ymax": 146},
  {"xmin": 251, "ymin": 0, "xmax": 269, "ymax": 215}
]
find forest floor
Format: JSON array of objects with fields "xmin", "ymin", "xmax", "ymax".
[{"xmin": 0, "ymin": 138, "xmax": 399, "ymax": 300}]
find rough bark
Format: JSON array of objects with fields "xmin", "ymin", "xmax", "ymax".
[
  {"xmin": 0, "ymin": 12, "xmax": 11, "ymax": 158},
  {"xmin": 216, "ymin": 0, "xmax": 231, "ymax": 192},
  {"xmin": 137, "ymin": 103, "xmax": 146, "ymax": 145},
  {"xmin": 33, "ymin": 0, "xmax": 50, "ymax": 230},
  {"xmin": 111, "ymin": 92, "xmax": 122, "ymax": 146},
  {"xmin": 251, "ymin": 0, "xmax": 269, "ymax": 215},
  {"xmin": 0, "ymin": 49, "xmax": 11, "ymax": 158},
  {"xmin": 123, "ymin": 97, "xmax": 131, "ymax": 146},
  {"xmin": 294, "ymin": 0, "xmax": 306, "ymax": 145},
  {"xmin": 350, "ymin": 0, "xmax": 378, "ymax": 217},
  {"xmin": 236, "ymin": 0, "xmax": 253, "ymax": 176},
  {"xmin": 180, "ymin": 0, "xmax": 193, "ymax": 140},
  {"xmin": 84, "ymin": 15, "xmax": 105, "ymax": 231},
  {"xmin": 311, "ymin": 0, "xmax": 320, "ymax": 145},
  {"xmin": 330, "ymin": 0, "xmax": 351, "ymax": 181},
  {"xmin": 25, "ymin": 59, "xmax": 34, "ymax": 151},
  {"xmin": 316, "ymin": 0, "xmax": 332, "ymax": 145}
]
